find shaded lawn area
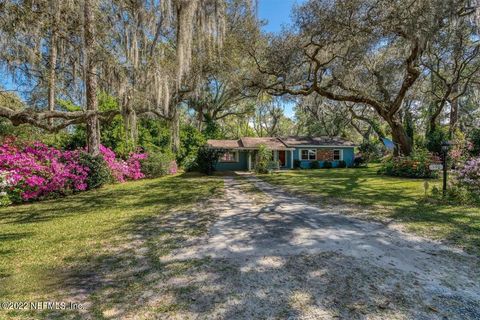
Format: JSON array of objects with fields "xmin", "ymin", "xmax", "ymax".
[
  {"xmin": 0, "ymin": 173, "xmax": 223, "ymax": 319},
  {"xmin": 260, "ymin": 165, "xmax": 480, "ymax": 255}
]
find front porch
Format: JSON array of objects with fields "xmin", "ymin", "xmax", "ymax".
[{"xmin": 246, "ymin": 149, "xmax": 294, "ymax": 171}]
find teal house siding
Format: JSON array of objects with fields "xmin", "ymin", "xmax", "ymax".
[
  {"xmin": 294, "ymin": 147, "xmax": 355, "ymax": 168},
  {"xmin": 341, "ymin": 148, "xmax": 355, "ymax": 167},
  {"xmin": 285, "ymin": 150, "xmax": 293, "ymax": 168},
  {"xmin": 215, "ymin": 151, "xmax": 248, "ymax": 171}
]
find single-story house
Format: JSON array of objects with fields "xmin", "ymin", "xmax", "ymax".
[{"xmin": 206, "ymin": 136, "xmax": 357, "ymax": 171}]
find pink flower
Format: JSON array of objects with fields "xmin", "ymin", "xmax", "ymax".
[
  {"xmin": 0, "ymin": 137, "xmax": 148, "ymax": 204},
  {"xmin": 99, "ymin": 145, "xmax": 147, "ymax": 182}
]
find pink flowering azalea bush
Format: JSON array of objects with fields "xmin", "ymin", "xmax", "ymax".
[
  {"xmin": 99, "ymin": 145, "xmax": 147, "ymax": 182},
  {"xmin": 457, "ymin": 157, "xmax": 480, "ymax": 194},
  {"xmin": 0, "ymin": 138, "xmax": 90, "ymax": 203},
  {"xmin": 0, "ymin": 138, "xmax": 149, "ymax": 205}
]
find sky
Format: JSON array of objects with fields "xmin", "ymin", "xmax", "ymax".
[
  {"xmin": 257, "ymin": 0, "xmax": 304, "ymax": 118},
  {"xmin": 258, "ymin": 0, "xmax": 302, "ymax": 33}
]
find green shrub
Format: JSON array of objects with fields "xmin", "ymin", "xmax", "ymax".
[
  {"xmin": 310, "ymin": 161, "xmax": 320, "ymax": 169},
  {"xmin": 293, "ymin": 159, "xmax": 301, "ymax": 169},
  {"xmin": 141, "ymin": 151, "xmax": 176, "ymax": 178},
  {"xmin": 430, "ymin": 183, "xmax": 480, "ymax": 205},
  {"xmin": 359, "ymin": 140, "xmax": 384, "ymax": 162},
  {"xmin": 378, "ymin": 149, "xmax": 438, "ymax": 179},
  {"xmin": 255, "ymin": 144, "xmax": 272, "ymax": 174},
  {"xmin": 78, "ymin": 152, "xmax": 112, "ymax": 189},
  {"xmin": 323, "ymin": 161, "xmax": 332, "ymax": 169},
  {"xmin": 195, "ymin": 147, "xmax": 223, "ymax": 175},
  {"xmin": 181, "ymin": 154, "xmax": 198, "ymax": 172},
  {"xmin": 353, "ymin": 156, "xmax": 366, "ymax": 168},
  {"xmin": 338, "ymin": 160, "xmax": 347, "ymax": 168}
]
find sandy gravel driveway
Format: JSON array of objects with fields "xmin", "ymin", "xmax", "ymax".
[{"xmin": 164, "ymin": 176, "xmax": 480, "ymax": 319}]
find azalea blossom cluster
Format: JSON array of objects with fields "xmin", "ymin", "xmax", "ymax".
[
  {"xmin": 0, "ymin": 138, "xmax": 90, "ymax": 201},
  {"xmin": 0, "ymin": 138, "xmax": 148, "ymax": 204},
  {"xmin": 457, "ymin": 157, "xmax": 480, "ymax": 192},
  {"xmin": 99, "ymin": 145, "xmax": 147, "ymax": 182}
]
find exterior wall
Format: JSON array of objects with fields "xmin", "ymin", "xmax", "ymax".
[
  {"xmin": 213, "ymin": 147, "xmax": 354, "ymax": 171},
  {"xmin": 293, "ymin": 147, "xmax": 355, "ymax": 168},
  {"xmin": 286, "ymin": 150, "xmax": 293, "ymax": 169},
  {"xmin": 214, "ymin": 150, "xmax": 248, "ymax": 171}
]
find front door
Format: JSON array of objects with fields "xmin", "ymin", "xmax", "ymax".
[{"xmin": 278, "ymin": 150, "xmax": 286, "ymax": 167}]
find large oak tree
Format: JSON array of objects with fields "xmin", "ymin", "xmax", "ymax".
[{"xmin": 253, "ymin": 0, "xmax": 472, "ymax": 155}]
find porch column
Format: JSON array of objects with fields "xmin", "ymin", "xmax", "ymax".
[
  {"xmin": 248, "ymin": 151, "xmax": 252, "ymax": 171},
  {"xmin": 290, "ymin": 150, "xmax": 294, "ymax": 169}
]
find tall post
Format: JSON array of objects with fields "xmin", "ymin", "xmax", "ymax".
[
  {"xmin": 442, "ymin": 149, "xmax": 447, "ymax": 197},
  {"xmin": 248, "ymin": 151, "xmax": 252, "ymax": 171},
  {"xmin": 290, "ymin": 150, "xmax": 294, "ymax": 169},
  {"xmin": 441, "ymin": 141, "xmax": 450, "ymax": 197}
]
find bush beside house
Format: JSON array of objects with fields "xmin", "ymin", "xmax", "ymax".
[
  {"xmin": 195, "ymin": 147, "xmax": 224, "ymax": 175},
  {"xmin": 293, "ymin": 159, "xmax": 301, "ymax": 169},
  {"xmin": 310, "ymin": 161, "xmax": 320, "ymax": 169},
  {"xmin": 323, "ymin": 161, "xmax": 333, "ymax": 169},
  {"xmin": 379, "ymin": 149, "xmax": 438, "ymax": 179}
]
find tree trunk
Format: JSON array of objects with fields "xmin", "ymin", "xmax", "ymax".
[
  {"xmin": 449, "ymin": 84, "xmax": 459, "ymax": 138},
  {"xmin": 47, "ymin": 1, "xmax": 60, "ymax": 126},
  {"xmin": 197, "ymin": 106, "xmax": 204, "ymax": 131},
  {"xmin": 123, "ymin": 100, "xmax": 138, "ymax": 149},
  {"xmin": 84, "ymin": 0, "xmax": 100, "ymax": 155},
  {"xmin": 390, "ymin": 120, "xmax": 413, "ymax": 156},
  {"xmin": 171, "ymin": 108, "xmax": 180, "ymax": 154}
]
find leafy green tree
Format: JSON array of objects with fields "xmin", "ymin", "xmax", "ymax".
[
  {"xmin": 469, "ymin": 128, "xmax": 480, "ymax": 156},
  {"xmin": 202, "ymin": 117, "xmax": 223, "ymax": 140},
  {"xmin": 426, "ymin": 126, "xmax": 449, "ymax": 155},
  {"xmin": 179, "ymin": 125, "xmax": 206, "ymax": 168}
]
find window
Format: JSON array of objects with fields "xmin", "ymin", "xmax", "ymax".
[
  {"xmin": 220, "ymin": 151, "xmax": 238, "ymax": 162},
  {"xmin": 333, "ymin": 149, "xmax": 342, "ymax": 161},
  {"xmin": 301, "ymin": 149, "xmax": 316, "ymax": 161}
]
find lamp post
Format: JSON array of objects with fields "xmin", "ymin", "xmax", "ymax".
[{"xmin": 441, "ymin": 141, "xmax": 451, "ymax": 197}]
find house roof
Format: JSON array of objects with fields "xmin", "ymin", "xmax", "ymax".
[
  {"xmin": 206, "ymin": 136, "xmax": 356, "ymax": 150},
  {"xmin": 206, "ymin": 139, "xmax": 242, "ymax": 149},
  {"xmin": 280, "ymin": 136, "xmax": 357, "ymax": 147},
  {"xmin": 240, "ymin": 137, "xmax": 290, "ymax": 150}
]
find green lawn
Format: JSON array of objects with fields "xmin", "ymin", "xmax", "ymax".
[
  {"xmin": 0, "ymin": 173, "xmax": 223, "ymax": 319},
  {"xmin": 260, "ymin": 165, "xmax": 480, "ymax": 255}
]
